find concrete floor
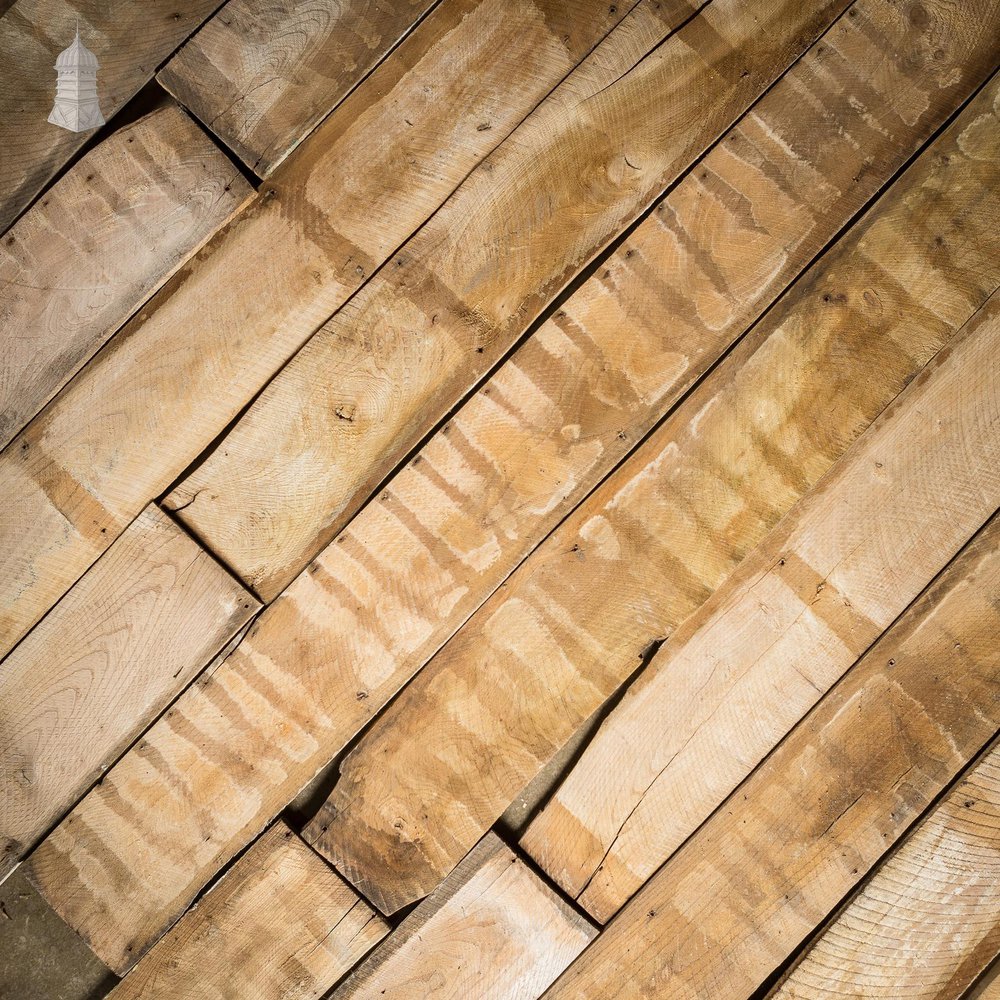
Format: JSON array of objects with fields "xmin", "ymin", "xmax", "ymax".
[{"xmin": 0, "ymin": 868, "xmax": 117, "ymax": 1000}]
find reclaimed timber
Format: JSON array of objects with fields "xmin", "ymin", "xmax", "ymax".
[
  {"xmin": 306, "ymin": 75, "xmax": 1000, "ymax": 914},
  {"xmin": 165, "ymin": 0, "xmax": 854, "ymax": 602},
  {"xmin": 107, "ymin": 822, "xmax": 388, "ymax": 1000},
  {"xmin": 0, "ymin": 504, "xmax": 258, "ymax": 881},
  {"xmin": 769, "ymin": 740, "xmax": 1000, "ymax": 1000},
  {"xmin": 0, "ymin": 102, "xmax": 250, "ymax": 452},
  {"xmin": 19, "ymin": 0, "xmax": 979, "ymax": 967},
  {"xmin": 543, "ymin": 515, "xmax": 1000, "ymax": 998},
  {"xmin": 0, "ymin": 0, "xmax": 631, "ymax": 660},
  {"xmin": 158, "ymin": 0, "xmax": 437, "ymax": 176},
  {"xmin": 0, "ymin": 0, "xmax": 222, "ymax": 234},
  {"xmin": 332, "ymin": 834, "xmax": 594, "ymax": 999}
]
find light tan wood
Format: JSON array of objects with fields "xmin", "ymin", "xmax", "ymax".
[
  {"xmin": 158, "ymin": 0, "xmax": 436, "ymax": 175},
  {"xmin": 305, "ymin": 72, "xmax": 1000, "ymax": 914},
  {"xmin": 0, "ymin": 0, "xmax": 221, "ymax": 233},
  {"xmin": 332, "ymin": 834, "xmax": 594, "ymax": 999},
  {"xmin": 543, "ymin": 515, "xmax": 1000, "ymax": 998},
  {"xmin": 106, "ymin": 821, "xmax": 388, "ymax": 999},
  {"xmin": 769, "ymin": 741, "xmax": 1000, "ymax": 1000},
  {"xmin": 0, "ymin": 504, "xmax": 258, "ymax": 881},
  {"xmin": 165, "ymin": 0, "xmax": 853, "ymax": 602},
  {"xmin": 970, "ymin": 964, "xmax": 1000, "ymax": 1000},
  {"xmin": 0, "ymin": 0, "xmax": 630, "ymax": 661},
  {"xmin": 19, "ymin": 0, "xmax": 973, "ymax": 967},
  {"xmin": 0, "ymin": 102, "xmax": 251, "ymax": 452}
]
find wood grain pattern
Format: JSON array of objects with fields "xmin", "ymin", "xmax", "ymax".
[
  {"xmin": 543, "ymin": 514, "xmax": 1000, "ymax": 998},
  {"xmin": 0, "ymin": 504, "xmax": 258, "ymax": 881},
  {"xmin": 158, "ymin": 0, "xmax": 436, "ymax": 175},
  {"xmin": 0, "ymin": 0, "xmax": 222, "ymax": 233},
  {"xmin": 305, "ymin": 72, "xmax": 1000, "ymax": 914},
  {"xmin": 769, "ymin": 741, "xmax": 1000, "ymax": 1000},
  {"xmin": 107, "ymin": 821, "xmax": 388, "ymax": 1000},
  {"xmin": 0, "ymin": 102, "xmax": 250, "ymax": 452},
  {"xmin": 17, "ymin": 0, "xmax": 973, "ymax": 965},
  {"xmin": 971, "ymin": 965, "xmax": 1000, "ymax": 1000},
  {"xmin": 332, "ymin": 834, "xmax": 594, "ymax": 999},
  {"xmin": 521, "ymin": 286, "xmax": 1000, "ymax": 921},
  {"xmin": 0, "ymin": 0, "xmax": 629, "ymax": 661},
  {"xmin": 165, "ymin": 0, "xmax": 853, "ymax": 602}
]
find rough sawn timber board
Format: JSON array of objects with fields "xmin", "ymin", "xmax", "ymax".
[
  {"xmin": 0, "ymin": 101, "xmax": 251, "ymax": 452},
  {"xmin": 304, "ymin": 71, "xmax": 1000, "ymax": 914},
  {"xmin": 769, "ymin": 739, "xmax": 1000, "ymax": 1000},
  {"xmin": 542, "ymin": 513, "xmax": 1000, "ymax": 998},
  {"xmin": 107, "ymin": 822, "xmax": 388, "ymax": 1000},
  {"xmin": 165, "ymin": 0, "xmax": 853, "ymax": 601},
  {"xmin": 158, "ymin": 0, "xmax": 437, "ymax": 176},
  {"xmin": 332, "ymin": 833, "xmax": 594, "ymax": 1000},
  {"xmin": 0, "ymin": 503, "xmax": 258, "ymax": 880},
  {"xmin": 0, "ymin": 0, "xmax": 631, "ymax": 660},
  {"xmin": 17, "ymin": 0, "xmax": 972, "ymax": 967},
  {"xmin": 0, "ymin": 0, "xmax": 222, "ymax": 233}
]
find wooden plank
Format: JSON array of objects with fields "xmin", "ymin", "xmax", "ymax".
[
  {"xmin": 0, "ymin": 0, "xmax": 222, "ymax": 234},
  {"xmin": 164, "ymin": 0, "xmax": 854, "ymax": 602},
  {"xmin": 23, "ymin": 5, "xmax": 1000, "ymax": 957},
  {"xmin": 106, "ymin": 821, "xmax": 388, "ymax": 1000},
  {"xmin": 304, "ymin": 76, "xmax": 1000, "ymax": 914},
  {"xmin": 768, "ymin": 740, "xmax": 1000, "ymax": 1000},
  {"xmin": 0, "ymin": 102, "xmax": 251, "ymax": 452},
  {"xmin": 332, "ymin": 833, "xmax": 594, "ymax": 999},
  {"xmin": 971, "ymin": 965, "xmax": 1000, "ymax": 1000},
  {"xmin": 0, "ymin": 0, "xmax": 633, "ymax": 660},
  {"xmin": 543, "ymin": 515, "xmax": 1000, "ymax": 998},
  {"xmin": 0, "ymin": 504, "xmax": 258, "ymax": 881},
  {"xmin": 158, "ymin": 0, "xmax": 437, "ymax": 176}
]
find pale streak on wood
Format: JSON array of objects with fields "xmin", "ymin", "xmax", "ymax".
[
  {"xmin": 332, "ymin": 834, "xmax": 594, "ymax": 1000},
  {"xmin": 543, "ymin": 516, "xmax": 1000, "ymax": 998},
  {"xmin": 0, "ymin": 504, "xmax": 258, "ymax": 881},
  {"xmin": 106, "ymin": 822, "xmax": 388, "ymax": 1000},
  {"xmin": 769, "ymin": 742, "xmax": 1000, "ymax": 1000},
  {"xmin": 307, "ymin": 74, "xmax": 1000, "ymax": 915},
  {"xmin": 0, "ymin": 0, "xmax": 222, "ymax": 233},
  {"xmin": 0, "ymin": 102, "xmax": 251, "ymax": 452},
  {"xmin": 158, "ymin": 0, "xmax": 437, "ymax": 176},
  {"xmin": 24, "ymin": 0, "xmax": 996, "ymax": 966},
  {"xmin": 0, "ymin": 0, "xmax": 629, "ymax": 660},
  {"xmin": 166, "ymin": 0, "xmax": 854, "ymax": 602}
]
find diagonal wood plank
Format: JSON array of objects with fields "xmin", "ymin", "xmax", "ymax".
[
  {"xmin": 0, "ymin": 0, "xmax": 633, "ymax": 661},
  {"xmin": 332, "ymin": 833, "xmax": 594, "ymax": 1000},
  {"xmin": 0, "ymin": 503, "xmax": 258, "ymax": 881},
  {"xmin": 158, "ymin": 0, "xmax": 438, "ymax": 176},
  {"xmin": 971, "ymin": 966, "xmax": 1000, "ymax": 1000},
  {"xmin": 21, "ymin": 0, "xmax": 988, "ymax": 968},
  {"xmin": 106, "ymin": 821, "xmax": 388, "ymax": 1000},
  {"xmin": 164, "ymin": 0, "xmax": 855, "ymax": 602},
  {"xmin": 768, "ymin": 739, "xmax": 1000, "ymax": 1000},
  {"xmin": 0, "ymin": 101, "xmax": 251, "ymax": 452},
  {"xmin": 305, "ymin": 74, "xmax": 1000, "ymax": 915},
  {"xmin": 542, "ymin": 514, "xmax": 1000, "ymax": 998},
  {"xmin": 521, "ymin": 286, "xmax": 1000, "ymax": 921},
  {"xmin": 0, "ymin": 0, "xmax": 223, "ymax": 234}
]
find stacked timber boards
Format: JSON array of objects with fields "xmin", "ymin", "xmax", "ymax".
[{"xmin": 1, "ymin": 0, "xmax": 999, "ymax": 997}]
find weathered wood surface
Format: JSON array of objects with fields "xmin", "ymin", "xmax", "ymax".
[
  {"xmin": 158, "ymin": 0, "xmax": 437, "ymax": 175},
  {"xmin": 305, "ymin": 73, "xmax": 1000, "ymax": 914},
  {"xmin": 166, "ymin": 0, "xmax": 853, "ymax": 602},
  {"xmin": 0, "ymin": 102, "xmax": 250, "ymax": 452},
  {"xmin": 0, "ymin": 0, "xmax": 222, "ymax": 234},
  {"xmin": 769, "ymin": 740, "xmax": 1000, "ymax": 1000},
  {"xmin": 19, "ymin": 0, "xmax": 973, "ymax": 966},
  {"xmin": 332, "ymin": 834, "xmax": 594, "ymax": 999},
  {"xmin": 971, "ymin": 965, "xmax": 1000, "ymax": 1000},
  {"xmin": 0, "ymin": 503, "xmax": 258, "ymax": 881},
  {"xmin": 107, "ymin": 822, "xmax": 388, "ymax": 1000},
  {"xmin": 543, "ymin": 515, "xmax": 1000, "ymax": 998},
  {"xmin": 0, "ymin": 0, "xmax": 630, "ymax": 661}
]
